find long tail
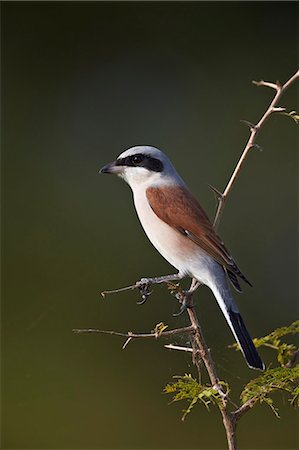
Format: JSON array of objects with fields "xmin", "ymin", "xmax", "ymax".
[
  {"xmin": 210, "ymin": 278, "xmax": 265, "ymax": 371},
  {"xmin": 227, "ymin": 308, "xmax": 265, "ymax": 370}
]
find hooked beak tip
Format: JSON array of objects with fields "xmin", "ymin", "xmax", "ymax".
[
  {"xmin": 99, "ymin": 162, "xmax": 115, "ymax": 174},
  {"xmin": 99, "ymin": 165, "xmax": 110, "ymax": 174},
  {"xmin": 99, "ymin": 161, "xmax": 123, "ymax": 175}
]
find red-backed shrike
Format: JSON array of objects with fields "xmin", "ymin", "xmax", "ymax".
[{"xmin": 100, "ymin": 146, "xmax": 264, "ymax": 371}]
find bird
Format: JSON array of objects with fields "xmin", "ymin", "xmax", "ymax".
[{"xmin": 100, "ymin": 145, "xmax": 265, "ymax": 371}]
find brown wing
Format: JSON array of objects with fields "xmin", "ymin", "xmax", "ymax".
[{"xmin": 146, "ymin": 185, "xmax": 251, "ymax": 287}]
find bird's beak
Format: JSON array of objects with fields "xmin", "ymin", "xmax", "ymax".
[{"xmin": 99, "ymin": 161, "xmax": 123, "ymax": 174}]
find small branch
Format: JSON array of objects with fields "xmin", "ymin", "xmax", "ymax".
[
  {"xmin": 164, "ymin": 344, "xmax": 193, "ymax": 352},
  {"xmin": 122, "ymin": 337, "xmax": 133, "ymax": 349},
  {"xmin": 182, "ymin": 70, "xmax": 299, "ymax": 448},
  {"xmin": 232, "ymin": 397, "xmax": 258, "ymax": 423},
  {"xmin": 271, "ymin": 107, "xmax": 286, "ymax": 113},
  {"xmin": 284, "ymin": 349, "xmax": 299, "ymax": 369},
  {"xmin": 205, "ymin": 71, "xmax": 299, "ymax": 447},
  {"xmin": 252, "ymin": 80, "xmax": 280, "ymax": 91},
  {"xmin": 73, "ymin": 325, "xmax": 194, "ymax": 340},
  {"xmin": 213, "ymin": 69, "xmax": 299, "ymax": 230},
  {"xmin": 101, "ymin": 283, "xmax": 138, "ymax": 297}
]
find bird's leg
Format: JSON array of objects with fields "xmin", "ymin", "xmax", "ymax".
[
  {"xmin": 173, "ymin": 278, "xmax": 201, "ymax": 316},
  {"xmin": 136, "ymin": 273, "xmax": 184, "ymax": 305}
]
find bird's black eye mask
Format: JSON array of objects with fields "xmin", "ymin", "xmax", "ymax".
[{"xmin": 115, "ymin": 154, "xmax": 164, "ymax": 172}]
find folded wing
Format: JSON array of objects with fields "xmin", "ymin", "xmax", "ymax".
[{"xmin": 146, "ymin": 185, "xmax": 251, "ymax": 289}]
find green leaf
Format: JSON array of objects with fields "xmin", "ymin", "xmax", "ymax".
[
  {"xmin": 240, "ymin": 366, "xmax": 299, "ymax": 417},
  {"xmin": 164, "ymin": 374, "xmax": 228, "ymax": 421},
  {"xmin": 280, "ymin": 110, "xmax": 299, "ymax": 124},
  {"xmin": 230, "ymin": 320, "xmax": 299, "ymax": 366}
]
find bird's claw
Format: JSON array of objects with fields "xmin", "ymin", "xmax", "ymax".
[
  {"xmin": 136, "ymin": 279, "xmax": 153, "ymax": 305},
  {"xmin": 173, "ymin": 292, "xmax": 193, "ymax": 316}
]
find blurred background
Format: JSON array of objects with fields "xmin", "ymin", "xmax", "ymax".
[{"xmin": 2, "ymin": 2, "xmax": 298, "ymax": 449}]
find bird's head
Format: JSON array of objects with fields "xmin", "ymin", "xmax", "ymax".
[{"xmin": 100, "ymin": 146, "xmax": 183, "ymax": 189}]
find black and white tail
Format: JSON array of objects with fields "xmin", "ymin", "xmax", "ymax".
[
  {"xmin": 212, "ymin": 284, "xmax": 265, "ymax": 371},
  {"xmin": 228, "ymin": 308, "xmax": 264, "ymax": 370}
]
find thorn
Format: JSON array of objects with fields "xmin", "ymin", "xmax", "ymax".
[
  {"xmin": 164, "ymin": 344, "xmax": 193, "ymax": 353},
  {"xmin": 122, "ymin": 337, "xmax": 132, "ymax": 349},
  {"xmin": 208, "ymin": 184, "xmax": 223, "ymax": 200},
  {"xmin": 240, "ymin": 119, "xmax": 256, "ymax": 131},
  {"xmin": 272, "ymin": 106, "xmax": 286, "ymax": 113}
]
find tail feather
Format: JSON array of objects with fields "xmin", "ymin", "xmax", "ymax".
[
  {"xmin": 228, "ymin": 309, "xmax": 265, "ymax": 371},
  {"xmin": 210, "ymin": 275, "xmax": 265, "ymax": 371}
]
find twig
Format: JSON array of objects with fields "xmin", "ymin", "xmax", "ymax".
[
  {"xmin": 73, "ymin": 325, "xmax": 193, "ymax": 341},
  {"xmin": 198, "ymin": 70, "xmax": 299, "ymax": 449},
  {"xmin": 232, "ymin": 397, "xmax": 258, "ymax": 422},
  {"xmin": 122, "ymin": 337, "xmax": 133, "ymax": 349},
  {"xmin": 164, "ymin": 344, "xmax": 193, "ymax": 352},
  {"xmin": 182, "ymin": 71, "xmax": 299, "ymax": 450},
  {"xmin": 213, "ymin": 69, "xmax": 299, "ymax": 230},
  {"xmin": 284, "ymin": 349, "xmax": 299, "ymax": 369},
  {"xmin": 101, "ymin": 284, "xmax": 138, "ymax": 297}
]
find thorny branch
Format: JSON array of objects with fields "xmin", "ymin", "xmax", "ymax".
[
  {"xmin": 75, "ymin": 70, "xmax": 298, "ymax": 450},
  {"xmin": 213, "ymin": 69, "xmax": 299, "ymax": 230},
  {"xmin": 73, "ymin": 325, "xmax": 194, "ymax": 350},
  {"xmin": 73, "ymin": 326, "xmax": 193, "ymax": 341},
  {"xmin": 191, "ymin": 70, "xmax": 298, "ymax": 449}
]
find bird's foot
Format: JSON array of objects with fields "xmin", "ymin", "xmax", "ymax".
[
  {"xmin": 173, "ymin": 290, "xmax": 194, "ymax": 316},
  {"xmin": 135, "ymin": 274, "xmax": 182, "ymax": 305},
  {"xmin": 135, "ymin": 278, "xmax": 153, "ymax": 305}
]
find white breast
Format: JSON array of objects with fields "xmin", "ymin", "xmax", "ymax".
[{"xmin": 132, "ymin": 186, "xmax": 216, "ymax": 284}]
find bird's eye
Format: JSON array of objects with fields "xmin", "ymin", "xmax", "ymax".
[{"xmin": 132, "ymin": 154, "xmax": 144, "ymax": 165}]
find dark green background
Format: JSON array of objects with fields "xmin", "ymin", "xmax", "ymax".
[{"xmin": 2, "ymin": 1, "xmax": 298, "ymax": 449}]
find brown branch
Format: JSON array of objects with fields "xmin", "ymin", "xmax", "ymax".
[
  {"xmin": 232, "ymin": 397, "xmax": 258, "ymax": 423},
  {"xmin": 101, "ymin": 284, "xmax": 138, "ymax": 297},
  {"xmin": 213, "ymin": 69, "xmax": 299, "ymax": 230},
  {"xmin": 185, "ymin": 70, "xmax": 299, "ymax": 450},
  {"xmin": 187, "ymin": 307, "xmax": 237, "ymax": 450},
  {"xmin": 73, "ymin": 325, "xmax": 193, "ymax": 340},
  {"xmin": 196, "ymin": 70, "xmax": 299, "ymax": 449},
  {"xmin": 284, "ymin": 349, "xmax": 299, "ymax": 369}
]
